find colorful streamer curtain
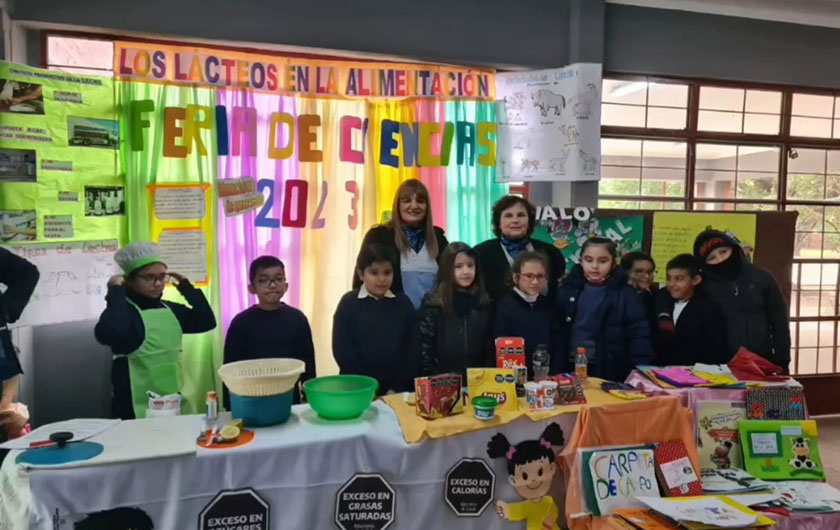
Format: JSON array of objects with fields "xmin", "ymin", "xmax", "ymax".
[{"xmin": 118, "ymin": 81, "xmax": 505, "ymax": 407}]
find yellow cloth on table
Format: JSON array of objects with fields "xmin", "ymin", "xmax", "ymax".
[
  {"xmin": 381, "ymin": 378, "xmax": 627, "ymax": 443},
  {"xmin": 692, "ymin": 372, "xmax": 741, "ymax": 388}
]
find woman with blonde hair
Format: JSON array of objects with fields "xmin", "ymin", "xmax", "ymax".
[{"xmin": 354, "ymin": 179, "xmax": 449, "ymax": 308}]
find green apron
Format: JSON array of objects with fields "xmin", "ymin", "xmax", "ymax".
[{"xmin": 125, "ymin": 300, "xmax": 184, "ymax": 418}]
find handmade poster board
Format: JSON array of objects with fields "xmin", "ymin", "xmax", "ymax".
[
  {"xmin": 650, "ymin": 212, "xmax": 757, "ymax": 284},
  {"xmin": 532, "ymin": 206, "xmax": 643, "ymax": 272},
  {"xmin": 495, "ymin": 63, "xmax": 602, "ymax": 182},
  {"xmin": 1, "ymin": 240, "xmax": 119, "ymax": 327},
  {"xmin": 0, "ymin": 61, "xmax": 123, "ymax": 244},
  {"xmin": 739, "ymin": 420, "xmax": 824, "ymax": 480},
  {"xmin": 583, "ymin": 446, "xmax": 660, "ymax": 516}
]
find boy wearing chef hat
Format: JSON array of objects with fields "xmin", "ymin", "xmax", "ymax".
[{"xmin": 94, "ymin": 242, "xmax": 216, "ymax": 419}]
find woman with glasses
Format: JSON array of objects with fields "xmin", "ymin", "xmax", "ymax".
[
  {"xmin": 94, "ymin": 242, "xmax": 216, "ymax": 420},
  {"xmin": 474, "ymin": 195, "xmax": 565, "ymax": 305}
]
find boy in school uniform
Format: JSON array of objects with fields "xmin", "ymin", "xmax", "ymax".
[
  {"xmin": 653, "ymin": 254, "xmax": 730, "ymax": 366},
  {"xmin": 224, "ymin": 256, "xmax": 315, "ymax": 407}
]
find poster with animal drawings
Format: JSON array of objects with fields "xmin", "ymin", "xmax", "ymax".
[{"xmin": 495, "ymin": 63, "xmax": 601, "ymax": 182}]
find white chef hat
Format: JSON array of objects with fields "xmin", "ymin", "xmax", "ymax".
[{"xmin": 114, "ymin": 242, "xmax": 165, "ymax": 274}]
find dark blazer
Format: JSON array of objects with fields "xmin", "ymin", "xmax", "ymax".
[
  {"xmin": 555, "ymin": 266, "xmax": 652, "ymax": 381},
  {"xmin": 474, "ymin": 237, "xmax": 566, "ymax": 305},
  {"xmin": 0, "ymin": 248, "xmax": 39, "ymax": 382},
  {"xmin": 353, "ymin": 224, "xmax": 449, "ymax": 295},
  {"xmin": 652, "ymin": 288, "xmax": 731, "ymax": 366}
]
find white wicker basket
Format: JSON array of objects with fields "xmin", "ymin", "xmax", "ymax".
[{"xmin": 218, "ymin": 359, "xmax": 306, "ymax": 397}]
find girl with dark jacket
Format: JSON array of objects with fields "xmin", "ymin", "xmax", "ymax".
[
  {"xmin": 418, "ymin": 243, "xmax": 494, "ymax": 378},
  {"xmin": 354, "ymin": 179, "xmax": 448, "ymax": 308},
  {"xmin": 494, "ymin": 251, "xmax": 565, "ymax": 377},
  {"xmin": 693, "ymin": 230, "xmax": 790, "ymax": 370},
  {"xmin": 475, "ymin": 195, "xmax": 565, "ymax": 305},
  {"xmin": 556, "ymin": 238, "xmax": 652, "ymax": 381}
]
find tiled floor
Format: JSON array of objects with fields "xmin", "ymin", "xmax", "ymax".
[{"xmin": 816, "ymin": 416, "xmax": 840, "ymax": 488}]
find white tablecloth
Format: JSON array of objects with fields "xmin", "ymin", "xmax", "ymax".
[{"xmin": 1, "ymin": 402, "xmax": 577, "ymax": 530}]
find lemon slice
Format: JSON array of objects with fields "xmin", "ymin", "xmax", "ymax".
[
  {"xmin": 220, "ymin": 424, "xmax": 241, "ymax": 442},
  {"xmin": 227, "ymin": 419, "xmax": 243, "ymax": 430}
]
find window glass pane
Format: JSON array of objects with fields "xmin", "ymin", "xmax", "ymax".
[
  {"xmin": 696, "ymin": 144, "xmax": 737, "ymax": 170},
  {"xmin": 794, "ymin": 232, "xmax": 823, "ymax": 259},
  {"xmin": 47, "ymin": 36, "xmax": 113, "ymax": 70},
  {"xmin": 642, "ymin": 141, "xmax": 686, "ymax": 168},
  {"xmin": 824, "ymin": 233, "xmax": 840, "ymax": 258},
  {"xmin": 737, "ymin": 146, "xmax": 779, "ymax": 172},
  {"xmin": 828, "ymin": 151, "xmax": 840, "ymax": 174},
  {"xmin": 648, "ymin": 83, "xmax": 688, "ymax": 108},
  {"xmin": 833, "ymin": 120, "xmax": 840, "ymax": 139},
  {"xmin": 698, "ymin": 110, "xmax": 742, "ymax": 133},
  {"xmin": 792, "ymin": 93, "xmax": 834, "ymax": 118},
  {"xmin": 735, "ymin": 203, "xmax": 776, "ymax": 211},
  {"xmin": 800, "ymin": 321, "xmax": 819, "ymax": 346},
  {"xmin": 700, "ymin": 87, "xmax": 744, "ymax": 112},
  {"xmin": 818, "ymin": 348, "xmax": 835, "ymax": 374},
  {"xmin": 787, "ymin": 204, "xmax": 824, "ymax": 232},
  {"xmin": 745, "ymin": 90, "xmax": 782, "ymax": 113},
  {"xmin": 797, "ymin": 348, "xmax": 817, "ymax": 375},
  {"xmin": 743, "ymin": 113, "xmax": 779, "ymax": 134},
  {"xmin": 825, "ymin": 206, "xmax": 840, "ymax": 231},
  {"xmin": 647, "ymin": 107, "xmax": 686, "ymax": 129},
  {"xmin": 788, "ymin": 174, "xmax": 825, "ymax": 200},
  {"xmin": 599, "ymin": 200, "xmax": 639, "ymax": 209},
  {"xmin": 788, "ymin": 148, "xmax": 826, "ymax": 174},
  {"xmin": 736, "ymin": 173, "xmax": 777, "ymax": 199},
  {"xmin": 603, "ymin": 80, "xmax": 647, "ymax": 105},
  {"xmin": 599, "ymin": 178, "xmax": 640, "ymax": 196},
  {"xmin": 602, "ymin": 103, "xmax": 645, "ymax": 127},
  {"xmin": 692, "ymin": 202, "xmax": 736, "ymax": 211},
  {"xmin": 791, "ymin": 117, "xmax": 832, "ymax": 138}
]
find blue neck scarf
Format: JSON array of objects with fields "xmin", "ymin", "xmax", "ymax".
[
  {"xmin": 500, "ymin": 235, "xmax": 529, "ymax": 260},
  {"xmin": 404, "ymin": 226, "xmax": 426, "ymax": 253}
]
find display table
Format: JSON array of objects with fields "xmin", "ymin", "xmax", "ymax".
[
  {"xmin": 0, "ymin": 401, "xmax": 576, "ymax": 530},
  {"xmin": 2, "ymin": 393, "xmax": 833, "ymax": 530}
]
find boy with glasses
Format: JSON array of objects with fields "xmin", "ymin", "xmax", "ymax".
[
  {"xmin": 94, "ymin": 242, "xmax": 216, "ymax": 419},
  {"xmin": 223, "ymin": 256, "xmax": 315, "ymax": 406}
]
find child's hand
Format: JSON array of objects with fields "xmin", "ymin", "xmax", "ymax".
[
  {"xmin": 108, "ymin": 274, "xmax": 124, "ymax": 287},
  {"xmin": 168, "ymin": 272, "xmax": 186, "ymax": 285},
  {"xmin": 495, "ymin": 500, "xmax": 509, "ymax": 519}
]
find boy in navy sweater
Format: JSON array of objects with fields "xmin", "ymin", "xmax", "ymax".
[
  {"xmin": 333, "ymin": 243, "xmax": 419, "ymax": 395},
  {"xmin": 224, "ymin": 256, "xmax": 315, "ymax": 406},
  {"xmin": 653, "ymin": 254, "xmax": 729, "ymax": 366}
]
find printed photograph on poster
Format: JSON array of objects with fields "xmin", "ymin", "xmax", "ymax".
[
  {"xmin": 0, "ymin": 79, "xmax": 44, "ymax": 114},
  {"xmin": 68, "ymin": 116, "xmax": 119, "ymax": 149},
  {"xmin": 157, "ymin": 229, "xmax": 208, "ymax": 284},
  {"xmin": 85, "ymin": 186, "xmax": 125, "ymax": 216},
  {"xmin": 0, "ymin": 148, "xmax": 37, "ymax": 183},
  {"xmin": 0, "ymin": 210, "xmax": 36, "ymax": 242}
]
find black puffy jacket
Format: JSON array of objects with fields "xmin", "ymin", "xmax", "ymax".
[
  {"xmin": 696, "ymin": 234, "xmax": 790, "ymax": 369},
  {"xmin": 418, "ymin": 296, "xmax": 494, "ymax": 378},
  {"xmin": 555, "ymin": 266, "xmax": 652, "ymax": 381}
]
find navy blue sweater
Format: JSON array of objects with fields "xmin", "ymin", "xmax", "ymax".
[
  {"xmin": 556, "ymin": 267, "xmax": 652, "ymax": 381},
  {"xmin": 493, "ymin": 291, "xmax": 565, "ymax": 376},
  {"xmin": 332, "ymin": 290, "xmax": 420, "ymax": 394},
  {"xmin": 224, "ymin": 304, "xmax": 316, "ymax": 407}
]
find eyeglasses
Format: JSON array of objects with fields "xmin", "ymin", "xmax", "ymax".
[
  {"xmin": 518, "ymin": 273, "xmax": 546, "ymax": 283},
  {"xmin": 136, "ymin": 273, "xmax": 170, "ymax": 285},
  {"xmin": 255, "ymin": 277, "xmax": 286, "ymax": 287}
]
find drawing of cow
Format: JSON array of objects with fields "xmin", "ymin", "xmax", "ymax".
[
  {"xmin": 531, "ymin": 89, "xmax": 566, "ymax": 117},
  {"xmin": 521, "ymin": 159, "xmax": 541, "ymax": 173}
]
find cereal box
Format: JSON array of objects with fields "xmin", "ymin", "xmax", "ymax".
[
  {"xmin": 414, "ymin": 373, "xmax": 464, "ymax": 419},
  {"xmin": 467, "ymin": 368, "xmax": 519, "ymax": 412}
]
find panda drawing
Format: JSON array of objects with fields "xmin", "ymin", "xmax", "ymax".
[{"xmin": 789, "ymin": 437, "xmax": 817, "ymax": 470}]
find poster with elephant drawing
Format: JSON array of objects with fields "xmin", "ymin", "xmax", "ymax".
[{"xmin": 495, "ymin": 63, "xmax": 601, "ymax": 182}]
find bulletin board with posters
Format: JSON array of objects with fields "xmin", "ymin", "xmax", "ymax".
[{"xmin": 0, "ymin": 61, "xmax": 124, "ymax": 244}]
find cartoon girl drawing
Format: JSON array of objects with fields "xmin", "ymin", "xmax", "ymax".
[{"xmin": 486, "ymin": 423, "xmax": 565, "ymax": 530}]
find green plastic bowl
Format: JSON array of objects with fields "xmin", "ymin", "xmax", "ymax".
[{"xmin": 303, "ymin": 375, "xmax": 378, "ymax": 420}]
